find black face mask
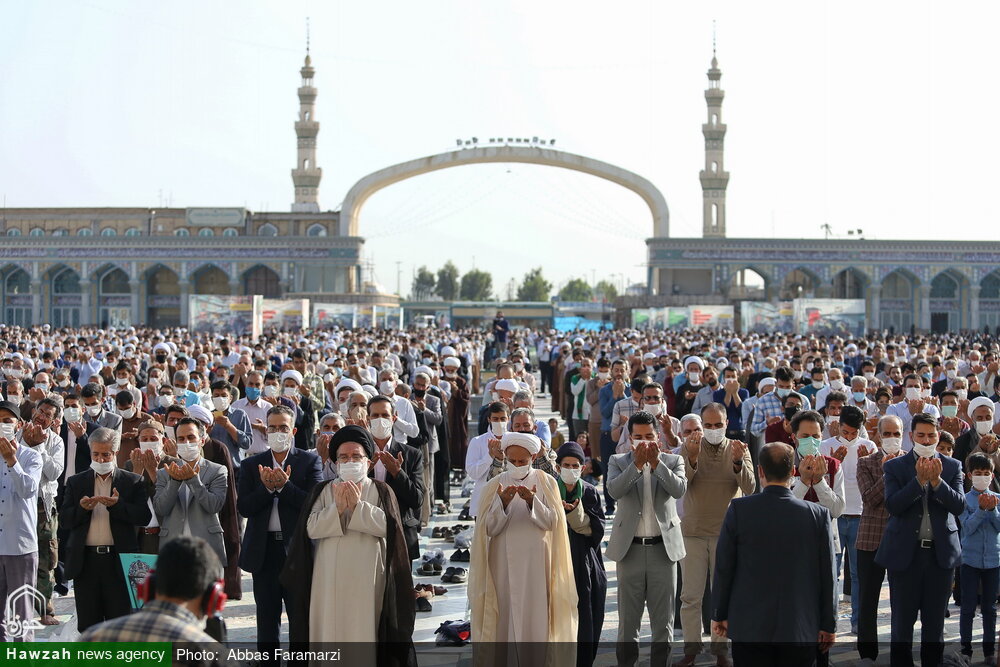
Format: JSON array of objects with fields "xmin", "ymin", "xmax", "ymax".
[
  {"xmin": 784, "ymin": 406, "xmax": 801, "ymax": 421},
  {"xmin": 413, "ymin": 389, "xmax": 426, "ymax": 399},
  {"xmin": 155, "ymin": 355, "xmax": 167, "ymax": 363}
]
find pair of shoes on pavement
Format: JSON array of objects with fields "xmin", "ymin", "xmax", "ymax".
[
  {"xmin": 442, "ymin": 566, "xmax": 467, "ymax": 583},
  {"xmin": 413, "ymin": 589, "xmax": 433, "ymax": 612},
  {"xmin": 415, "ymin": 583, "xmax": 448, "ymax": 595},
  {"xmin": 451, "ymin": 549, "xmax": 470, "ymax": 562}
]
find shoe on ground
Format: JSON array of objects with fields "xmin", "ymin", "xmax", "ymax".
[{"xmin": 415, "ymin": 597, "xmax": 432, "ymax": 612}]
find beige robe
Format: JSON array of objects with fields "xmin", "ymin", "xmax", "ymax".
[
  {"xmin": 305, "ymin": 478, "xmax": 387, "ymax": 649},
  {"xmin": 470, "ymin": 468, "xmax": 578, "ymax": 667}
]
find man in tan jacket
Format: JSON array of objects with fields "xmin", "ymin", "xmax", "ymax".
[{"xmin": 676, "ymin": 402, "xmax": 755, "ymax": 667}]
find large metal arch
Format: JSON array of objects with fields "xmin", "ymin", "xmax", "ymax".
[{"xmin": 339, "ymin": 145, "xmax": 670, "ymax": 238}]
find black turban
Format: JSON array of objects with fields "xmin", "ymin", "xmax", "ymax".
[{"xmin": 330, "ymin": 425, "xmax": 375, "ymax": 459}]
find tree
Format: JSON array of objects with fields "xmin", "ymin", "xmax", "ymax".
[
  {"xmin": 516, "ymin": 267, "xmax": 552, "ymax": 302},
  {"xmin": 435, "ymin": 261, "xmax": 460, "ymax": 300},
  {"xmin": 460, "ymin": 269, "xmax": 493, "ymax": 301},
  {"xmin": 594, "ymin": 279, "xmax": 618, "ymax": 301},
  {"xmin": 411, "ymin": 266, "xmax": 436, "ymax": 300},
  {"xmin": 559, "ymin": 278, "xmax": 592, "ymax": 302}
]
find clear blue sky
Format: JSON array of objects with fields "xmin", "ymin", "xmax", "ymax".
[{"xmin": 1, "ymin": 1, "xmax": 995, "ymax": 297}]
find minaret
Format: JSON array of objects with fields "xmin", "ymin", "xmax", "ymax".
[
  {"xmin": 291, "ymin": 26, "xmax": 321, "ymax": 213},
  {"xmin": 700, "ymin": 38, "xmax": 729, "ymax": 238}
]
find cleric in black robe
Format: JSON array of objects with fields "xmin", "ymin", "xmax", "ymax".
[
  {"xmin": 280, "ymin": 426, "xmax": 416, "ymax": 667},
  {"xmin": 556, "ymin": 442, "xmax": 607, "ymax": 667}
]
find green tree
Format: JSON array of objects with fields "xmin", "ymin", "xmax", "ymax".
[
  {"xmin": 594, "ymin": 279, "xmax": 618, "ymax": 301},
  {"xmin": 460, "ymin": 269, "xmax": 493, "ymax": 300},
  {"xmin": 435, "ymin": 261, "xmax": 460, "ymax": 300},
  {"xmin": 559, "ymin": 278, "xmax": 593, "ymax": 302},
  {"xmin": 516, "ymin": 267, "xmax": 552, "ymax": 302},
  {"xmin": 411, "ymin": 266, "xmax": 436, "ymax": 299}
]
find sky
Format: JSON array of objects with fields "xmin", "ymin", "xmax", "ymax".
[{"xmin": 2, "ymin": 1, "xmax": 998, "ymax": 299}]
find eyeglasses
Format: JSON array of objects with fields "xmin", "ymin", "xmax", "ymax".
[
  {"xmin": 336, "ymin": 455, "xmax": 367, "ymax": 463},
  {"xmin": 266, "ymin": 425, "xmax": 292, "ymax": 433}
]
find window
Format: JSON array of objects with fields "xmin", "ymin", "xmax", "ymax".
[
  {"xmin": 125, "ymin": 227, "xmax": 141, "ymax": 236},
  {"xmin": 6, "ymin": 228, "xmax": 21, "ymax": 237},
  {"xmin": 198, "ymin": 228, "xmax": 214, "ymax": 237},
  {"xmin": 52, "ymin": 228, "xmax": 67, "ymax": 237},
  {"xmin": 304, "ymin": 111, "xmax": 311, "ymax": 121},
  {"xmin": 303, "ymin": 158, "xmax": 311, "ymax": 169},
  {"xmin": 306, "ymin": 223, "xmax": 327, "ymax": 237},
  {"xmin": 174, "ymin": 228, "xmax": 190, "ymax": 237},
  {"xmin": 29, "ymin": 228, "xmax": 44, "ymax": 236},
  {"xmin": 100, "ymin": 228, "xmax": 117, "ymax": 237},
  {"xmin": 222, "ymin": 228, "xmax": 238, "ymax": 237},
  {"xmin": 258, "ymin": 223, "xmax": 278, "ymax": 237},
  {"xmin": 78, "ymin": 228, "xmax": 93, "ymax": 236}
]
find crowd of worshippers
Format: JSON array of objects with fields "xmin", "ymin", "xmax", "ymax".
[{"xmin": 4, "ymin": 323, "xmax": 1000, "ymax": 666}]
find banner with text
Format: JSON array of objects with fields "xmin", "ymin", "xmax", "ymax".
[
  {"xmin": 188, "ymin": 295, "xmax": 260, "ymax": 338},
  {"xmin": 688, "ymin": 305, "xmax": 734, "ymax": 329},
  {"xmin": 260, "ymin": 299, "xmax": 310, "ymax": 331},
  {"xmin": 793, "ymin": 298, "xmax": 866, "ymax": 336},
  {"xmin": 740, "ymin": 301, "xmax": 795, "ymax": 333}
]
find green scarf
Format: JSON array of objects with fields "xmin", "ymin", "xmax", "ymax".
[{"xmin": 558, "ymin": 477, "xmax": 583, "ymax": 503}]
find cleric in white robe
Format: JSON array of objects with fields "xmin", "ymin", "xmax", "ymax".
[{"xmin": 469, "ymin": 432, "xmax": 578, "ymax": 667}]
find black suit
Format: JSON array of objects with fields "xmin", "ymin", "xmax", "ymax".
[
  {"xmin": 237, "ymin": 447, "xmax": 323, "ymax": 662},
  {"xmin": 372, "ymin": 440, "xmax": 425, "ymax": 561},
  {"xmin": 712, "ymin": 485, "xmax": 837, "ymax": 666},
  {"xmin": 59, "ymin": 468, "xmax": 151, "ymax": 631}
]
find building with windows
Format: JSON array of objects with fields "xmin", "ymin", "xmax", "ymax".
[{"xmin": 1, "ymin": 49, "xmax": 391, "ymax": 329}]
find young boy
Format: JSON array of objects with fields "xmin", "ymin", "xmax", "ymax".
[
  {"xmin": 959, "ymin": 452, "xmax": 1000, "ymax": 663},
  {"xmin": 549, "ymin": 418, "xmax": 566, "ymax": 450},
  {"xmin": 937, "ymin": 431, "xmax": 956, "ymax": 458}
]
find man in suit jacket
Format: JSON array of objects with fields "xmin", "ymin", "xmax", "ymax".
[
  {"xmin": 711, "ymin": 442, "xmax": 837, "ymax": 667},
  {"xmin": 606, "ymin": 410, "xmax": 687, "ymax": 667},
  {"xmin": 151, "ymin": 417, "xmax": 228, "ymax": 565},
  {"xmin": 875, "ymin": 412, "xmax": 965, "ymax": 667},
  {"xmin": 237, "ymin": 404, "xmax": 322, "ymax": 666},
  {"xmin": 59, "ymin": 427, "xmax": 151, "ymax": 632},
  {"xmin": 367, "ymin": 395, "xmax": 425, "ymax": 561},
  {"xmin": 80, "ymin": 383, "xmax": 123, "ymax": 432}
]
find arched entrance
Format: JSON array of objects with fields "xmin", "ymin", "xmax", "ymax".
[
  {"xmin": 831, "ymin": 268, "xmax": 867, "ymax": 299},
  {"xmin": 981, "ymin": 270, "xmax": 1000, "ymax": 331},
  {"xmin": 146, "ymin": 265, "xmax": 180, "ymax": 328},
  {"xmin": 49, "ymin": 265, "xmax": 82, "ymax": 328},
  {"xmin": 98, "ymin": 267, "xmax": 131, "ymax": 328},
  {"xmin": 930, "ymin": 270, "xmax": 966, "ymax": 333},
  {"xmin": 340, "ymin": 145, "xmax": 670, "ymax": 237},
  {"xmin": 244, "ymin": 265, "xmax": 281, "ymax": 298},
  {"xmin": 3, "ymin": 267, "xmax": 31, "ymax": 326},
  {"xmin": 881, "ymin": 269, "xmax": 917, "ymax": 332},
  {"xmin": 781, "ymin": 268, "xmax": 819, "ymax": 300},
  {"xmin": 192, "ymin": 265, "xmax": 229, "ymax": 295},
  {"xmin": 728, "ymin": 267, "xmax": 767, "ymax": 300}
]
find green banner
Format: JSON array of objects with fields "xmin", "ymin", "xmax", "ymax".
[{"xmin": 3, "ymin": 643, "xmax": 170, "ymax": 667}]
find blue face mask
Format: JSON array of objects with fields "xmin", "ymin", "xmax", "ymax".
[
  {"xmin": 245, "ymin": 386, "xmax": 261, "ymax": 401},
  {"xmin": 797, "ymin": 436, "xmax": 822, "ymax": 458},
  {"xmin": 775, "ymin": 387, "xmax": 791, "ymax": 399},
  {"xmin": 852, "ymin": 391, "xmax": 866, "ymax": 403}
]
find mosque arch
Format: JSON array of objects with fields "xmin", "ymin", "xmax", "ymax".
[
  {"xmin": 339, "ymin": 145, "xmax": 670, "ymax": 237},
  {"xmin": 781, "ymin": 266, "xmax": 821, "ymax": 300},
  {"xmin": 831, "ymin": 268, "xmax": 868, "ymax": 299},
  {"xmin": 192, "ymin": 265, "xmax": 230, "ymax": 295},
  {"xmin": 243, "ymin": 264, "xmax": 282, "ymax": 298},
  {"xmin": 727, "ymin": 266, "xmax": 768, "ymax": 300}
]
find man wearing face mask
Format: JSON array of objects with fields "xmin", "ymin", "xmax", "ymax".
[
  {"xmin": 487, "ymin": 407, "xmax": 559, "ymax": 482},
  {"xmin": 233, "ymin": 371, "xmax": 272, "ymax": 456},
  {"xmin": 152, "ymin": 417, "xmax": 228, "ymax": 574},
  {"xmin": 125, "ymin": 420, "xmax": 177, "ymax": 554},
  {"xmin": 113, "ymin": 391, "xmax": 151, "ymax": 467},
  {"xmin": 207, "ymin": 381, "xmax": 251, "ymax": 467},
  {"xmin": 854, "ymin": 414, "xmax": 904, "ymax": 666},
  {"xmin": 238, "ymin": 404, "xmax": 322, "ymax": 666},
  {"xmin": 60, "ymin": 427, "xmax": 150, "ymax": 632},
  {"xmin": 81, "ymin": 383, "xmax": 123, "ymax": 432},
  {"xmin": 673, "ymin": 356, "xmax": 707, "ymax": 419},
  {"xmin": 442, "ymin": 356, "xmax": 471, "ymax": 475},
  {"xmin": 886, "ymin": 373, "xmax": 942, "ymax": 452},
  {"xmin": 376, "ymin": 369, "xmax": 419, "ymax": 446},
  {"xmin": 466, "ymin": 402, "xmax": 510, "ymax": 518},
  {"xmin": 0, "ymin": 400, "xmax": 43, "ymax": 642},
  {"xmin": 954, "ymin": 396, "xmax": 1000, "ymax": 481},
  {"xmin": 750, "ymin": 367, "xmax": 810, "ymax": 438},
  {"xmin": 814, "ymin": 367, "xmax": 848, "ymax": 412},
  {"xmin": 875, "ymin": 413, "xmax": 964, "ymax": 667},
  {"xmin": 675, "ymin": 403, "xmax": 753, "ymax": 667}
]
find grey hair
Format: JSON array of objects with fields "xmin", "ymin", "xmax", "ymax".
[
  {"xmin": 320, "ymin": 412, "xmax": 346, "ymax": 429},
  {"xmin": 511, "ymin": 407, "xmax": 535, "ymax": 423},
  {"xmin": 90, "ymin": 427, "xmax": 121, "ymax": 452},
  {"xmin": 414, "ymin": 372, "xmax": 431, "ymax": 384},
  {"xmin": 680, "ymin": 413, "xmax": 703, "ymax": 428},
  {"xmin": 878, "ymin": 415, "xmax": 903, "ymax": 434},
  {"xmin": 378, "ymin": 368, "xmax": 398, "ymax": 381},
  {"xmin": 512, "ymin": 390, "xmax": 532, "ymax": 404},
  {"xmin": 851, "ymin": 375, "xmax": 867, "ymax": 387},
  {"xmin": 173, "ymin": 370, "xmax": 190, "ymax": 385}
]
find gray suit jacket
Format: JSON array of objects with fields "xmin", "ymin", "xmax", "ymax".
[
  {"xmin": 419, "ymin": 393, "xmax": 443, "ymax": 454},
  {"xmin": 152, "ymin": 457, "xmax": 228, "ymax": 563},
  {"xmin": 87, "ymin": 409, "xmax": 123, "ymax": 432},
  {"xmin": 605, "ymin": 451, "xmax": 687, "ymax": 562}
]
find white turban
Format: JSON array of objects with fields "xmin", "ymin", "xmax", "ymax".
[
  {"xmin": 501, "ymin": 431, "xmax": 541, "ymax": 455},
  {"xmin": 759, "ymin": 377, "xmax": 776, "ymax": 389},
  {"xmin": 281, "ymin": 370, "xmax": 303, "ymax": 385},
  {"xmin": 969, "ymin": 396, "xmax": 995, "ymax": 415},
  {"xmin": 495, "ymin": 378, "xmax": 520, "ymax": 393},
  {"xmin": 336, "ymin": 378, "xmax": 362, "ymax": 394},
  {"xmin": 684, "ymin": 355, "xmax": 706, "ymax": 370},
  {"xmin": 443, "ymin": 357, "xmax": 461, "ymax": 368},
  {"xmin": 440, "ymin": 346, "xmax": 456, "ymax": 357},
  {"xmin": 414, "ymin": 365, "xmax": 434, "ymax": 377},
  {"xmin": 187, "ymin": 404, "xmax": 213, "ymax": 427}
]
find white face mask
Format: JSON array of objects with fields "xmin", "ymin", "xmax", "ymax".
[
  {"xmin": 864, "ymin": 372, "xmax": 875, "ymax": 381},
  {"xmin": 955, "ymin": 389, "xmax": 968, "ymax": 401},
  {"xmin": 826, "ymin": 415, "xmax": 839, "ymax": 425},
  {"xmin": 881, "ymin": 437, "xmax": 902, "ymax": 455},
  {"xmin": 976, "ymin": 420, "xmax": 994, "ymax": 436},
  {"xmin": 812, "ymin": 380, "xmax": 825, "ymax": 389},
  {"xmin": 157, "ymin": 395, "xmax": 174, "ymax": 408},
  {"xmin": 263, "ymin": 385, "xmax": 279, "ymax": 398},
  {"xmin": 34, "ymin": 383, "xmax": 49, "ymax": 394},
  {"xmin": 905, "ymin": 387, "xmax": 921, "ymax": 401},
  {"xmin": 115, "ymin": 377, "xmax": 129, "ymax": 387},
  {"xmin": 64, "ymin": 407, "xmax": 81, "ymax": 423},
  {"xmin": 0, "ymin": 422, "xmax": 16, "ymax": 440},
  {"xmin": 645, "ymin": 402, "xmax": 662, "ymax": 417},
  {"xmin": 829, "ymin": 379, "xmax": 845, "ymax": 391},
  {"xmin": 688, "ymin": 372, "xmax": 702, "ymax": 385},
  {"xmin": 973, "ymin": 474, "xmax": 993, "ymax": 492},
  {"xmin": 86, "ymin": 404, "xmax": 102, "ymax": 417},
  {"xmin": 597, "ymin": 371, "xmax": 610, "ymax": 381},
  {"xmin": 921, "ymin": 388, "xmax": 932, "ymax": 399},
  {"xmin": 509, "ymin": 463, "xmax": 532, "ymax": 480},
  {"xmin": 119, "ymin": 407, "xmax": 136, "ymax": 420},
  {"xmin": 212, "ymin": 396, "xmax": 230, "ymax": 412},
  {"xmin": 559, "ymin": 467, "xmax": 581, "ymax": 485},
  {"xmin": 703, "ymin": 427, "xmax": 726, "ymax": 445},
  {"xmin": 283, "ymin": 386, "xmax": 298, "ymax": 397},
  {"xmin": 369, "ymin": 417, "xmax": 393, "ymax": 440},
  {"xmin": 177, "ymin": 442, "xmax": 201, "ymax": 462},
  {"xmin": 912, "ymin": 443, "xmax": 937, "ymax": 458},
  {"xmin": 90, "ymin": 460, "xmax": 116, "ymax": 475},
  {"xmin": 267, "ymin": 431, "xmax": 292, "ymax": 453},
  {"xmin": 138, "ymin": 440, "xmax": 162, "ymax": 456},
  {"xmin": 379, "ymin": 380, "xmax": 395, "ymax": 396},
  {"xmin": 57, "ymin": 379, "xmax": 71, "ymax": 388},
  {"xmin": 337, "ymin": 461, "xmax": 367, "ymax": 483},
  {"xmin": 490, "ymin": 421, "xmax": 507, "ymax": 438}
]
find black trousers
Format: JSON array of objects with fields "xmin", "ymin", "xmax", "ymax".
[
  {"xmin": 887, "ymin": 547, "xmax": 954, "ymax": 667},
  {"xmin": 253, "ymin": 535, "xmax": 294, "ymax": 664},
  {"xmin": 856, "ymin": 548, "xmax": 886, "ymax": 660},
  {"xmin": 433, "ymin": 448, "xmax": 450, "ymax": 503},
  {"xmin": 732, "ymin": 643, "xmax": 816, "ymax": 667},
  {"xmin": 74, "ymin": 549, "xmax": 131, "ymax": 632}
]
